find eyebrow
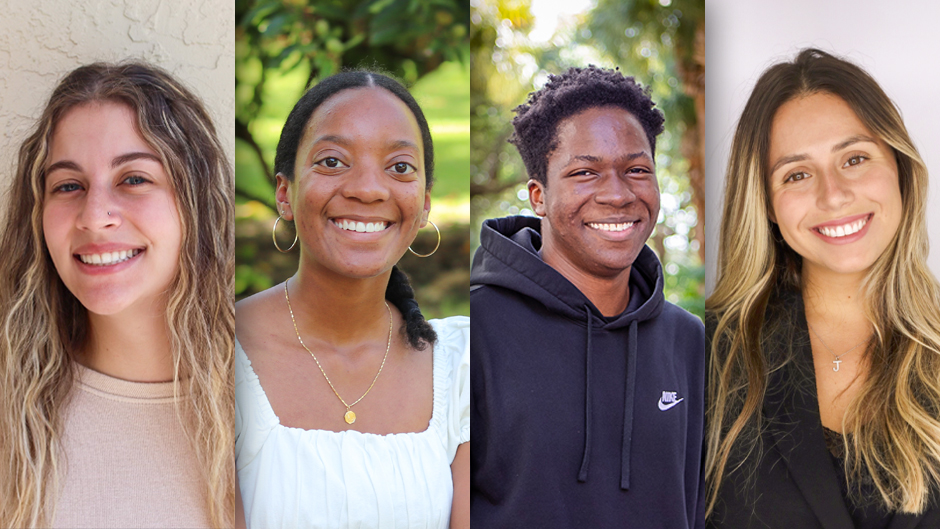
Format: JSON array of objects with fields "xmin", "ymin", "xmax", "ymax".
[
  {"xmin": 769, "ymin": 135, "xmax": 879, "ymax": 175},
  {"xmin": 111, "ymin": 151, "xmax": 162, "ymax": 168},
  {"xmin": 387, "ymin": 139, "xmax": 419, "ymax": 151},
  {"xmin": 46, "ymin": 151, "xmax": 162, "ymax": 175},
  {"xmin": 568, "ymin": 152, "xmax": 650, "ymax": 164},
  {"xmin": 311, "ymin": 134, "xmax": 352, "ymax": 147},
  {"xmin": 312, "ymin": 135, "xmax": 419, "ymax": 152}
]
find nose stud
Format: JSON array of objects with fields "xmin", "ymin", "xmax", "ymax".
[{"xmin": 107, "ymin": 211, "xmax": 112, "ymax": 216}]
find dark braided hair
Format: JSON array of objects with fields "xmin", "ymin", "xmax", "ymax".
[
  {"xmin": 509, "ymin": 65, "xmax": 665, "ymax": 185},
  {"xmin": 274, "ymin": 70, "xmax": 437, "ymax": 350}
]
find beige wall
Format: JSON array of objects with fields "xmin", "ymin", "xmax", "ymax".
[{"xmin": 0, "ymin": 0, "xmax": 234, "ymax": 190}]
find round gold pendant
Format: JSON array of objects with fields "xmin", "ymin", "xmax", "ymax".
[{"xmin": 344, "ymin": 410, "xmax": 356, "ymax": 424}]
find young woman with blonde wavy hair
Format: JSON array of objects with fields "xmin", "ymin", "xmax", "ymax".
[
  {"xmin": 0, "ymin": 63, "xmax": 235, "ymax": 528},
  {"xmin": 706, "ymin": 49, "xmax": 940, "ymax": 528}
]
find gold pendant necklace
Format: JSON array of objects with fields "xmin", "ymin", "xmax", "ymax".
[{"xmin": 284, "ymin": 281, "xmax": 392, "ymax": 424}]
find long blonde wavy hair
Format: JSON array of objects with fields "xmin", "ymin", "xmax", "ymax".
[
  {"xmin": 706, "ymin": 48, "xmax": 940, "ymax": 515},
  {"xmin": 0, "ymin": 63, "xmax": 235, "ymax": 527}
]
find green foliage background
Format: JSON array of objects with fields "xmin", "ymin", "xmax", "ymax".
[{"xmin": 235, "ymin": 0, "xmax": 471, "ymax": 318}]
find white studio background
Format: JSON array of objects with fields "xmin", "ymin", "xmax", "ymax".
[
  {"xmin": 0, "ymin": 0, "xmax": 235, "ymax": 197},
  {"xmin": 704, "ymin": 0, "xmax": 940, "ymax": 293}
]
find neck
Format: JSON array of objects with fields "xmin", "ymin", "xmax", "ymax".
[
  {"xmin": 801, "ymin": 264, "xmax": 868, "ymax": 328},
  {"xmin": 289, "ymin": 265, "xmax": 392, "ymax": 346},
  {"xmin": 80, "ymin": 299, "xmax": 174, "ymax": 382},
  {"xmin": 539, "ymin": 244, "xmax": 632, "ymax": 318}
]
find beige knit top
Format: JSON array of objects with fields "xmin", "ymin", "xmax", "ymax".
[{"xmin": 52, "ymin": 364, "xmax": 211, "ymax": 529}]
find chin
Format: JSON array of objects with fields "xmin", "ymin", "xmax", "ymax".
[
  {"xmin": 69, "ymin": 286, "xmax": 163, "ymax": 317},
  {"xmin": 805, "ymin": 254, "xmax": 881, "ymax": 278},
  {"xmin": 75, "ymin": 298, "xmax": 134, "ymax": 317},
  {"xmin": 331, "ymin": 261, "xmax": 397, "ymax": 280}
]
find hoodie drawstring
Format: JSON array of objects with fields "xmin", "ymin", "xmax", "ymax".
[
  {"xmin": 577, "ymin": 306, "xmax": 593, "ymax": 482},
  {"xmin": 577, "ymin": 308, "xmax": 639, "ymax": 491},
  {"xmin": 621, "ymin": 319, "xmax": 638, "ymax": 490}
]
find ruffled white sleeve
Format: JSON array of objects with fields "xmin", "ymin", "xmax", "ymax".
[
  {"xmin": 233, "ymin": 339, "xmax": 279, "ymax": 471},
  {"xmin": 432, "ymin": 316, "xmax": 470, "ymax": 462}
]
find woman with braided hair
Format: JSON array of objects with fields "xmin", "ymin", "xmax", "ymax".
[{"xmin": 233, "ymin": 70, "xmax": 470, "ymax": 528}]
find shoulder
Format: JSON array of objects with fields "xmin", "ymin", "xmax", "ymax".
[
  {"xmin": 470, "ymin": 283, "xmax": 507, "ymax": 303},
  {"xmin": 470, "ymin": 284, "xmax": 533, "ymax": 319},
  {"xmin": 656, "ymin": 301, "xmax": 705, "ymax": 337},
  {"xmin": 429, "ymin": 316, "xmax": 469, "ymax": 363},
  {"xmin": 235, "ymin": 284, "xmax": 284, "ymax": 324},
  {"xmin": 429, "ymin": 316, "xmax": 470, "ymax": 453},
  {"xmin": 232, "ymin": 337, "xmax": 279, "ymax": 467},
  {"xmin": 235, "ymin": 284, "xmax": 292, "ymax": 358}
]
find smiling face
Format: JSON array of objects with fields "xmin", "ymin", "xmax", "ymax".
[
  {"xmin": 277, "ymin": 87, "xmax": 431, "ymax": 279},
  {"xmin": 529, "ymin": 106, "xmax": 659, "ymax": 279},
  {"xmin": 767, "ymin": 92, "xmax": 903, "ymax": 281},
  {"xmin": 42, "ymin": 102, "xmax": 182, "ymax": 316}
]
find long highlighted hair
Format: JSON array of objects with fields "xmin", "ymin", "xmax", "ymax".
[
  {"xmin": 706, "ymin": 48, "xmax": 940, "ymax": 515},
  {"xmin": 0, "ymin": 62, "xmax": 235, "ymax": 527}
]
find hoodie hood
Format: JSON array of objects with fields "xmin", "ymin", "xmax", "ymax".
[
  {"xmin": 471, "ymin": 215, "xmax": 665, "ymax": 327},
  {"xmin": 471, "ymin": 215, "xmax": 666, "ymax": 489}
]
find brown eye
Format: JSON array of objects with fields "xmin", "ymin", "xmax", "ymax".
[
  {"xmin": 844, "ymin": 155, "xmax": 867, "ymax": 167},
  {"xmin": 785, "ymin": 171, "xmax": 809, "ymax": 183},
  {"xmin": 315, "ymin": 156, "xmax": 348, "ymax": 170},
  {"xmin": 391, "ymin": 162, "xmax": 415, "ymax": 175}
]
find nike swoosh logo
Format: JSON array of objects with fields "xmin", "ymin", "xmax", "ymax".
[{"xmin": 658, "ymin": 398, "xmax": 684, "ymax": 411}]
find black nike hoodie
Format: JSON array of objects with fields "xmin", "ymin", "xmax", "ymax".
[{"xmin": 470, "ymin": 215, "xmax": 706, "ymax": 528}]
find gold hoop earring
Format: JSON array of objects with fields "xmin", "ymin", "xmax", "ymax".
[
  {"xmin": 273, "ymin": 216, "xmax": 298, "ymax": 253},
  {"xmin": 408, "ymin": 220, "xmax": 441, "ymax": 258}
]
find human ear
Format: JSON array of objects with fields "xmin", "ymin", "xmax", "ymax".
[
  {"xmin": 420, "ymin": 190, "xmax": 431, "ymax": 228},
  {"xmin": 275, "ymin": 173, "xmax": 294, "ymax": 221},
  {"xmin": 528, "ymin": 179, "xmax": 547, "ymax": 217}
]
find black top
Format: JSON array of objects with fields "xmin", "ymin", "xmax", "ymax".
[
  {"xmin": 706, "ymin": 286, "xmax": 940, "ymax": 529},
  {"xmin": 822, "ymin": 427, "xmax": 893, "ymax": 529},
  {"xmin": 471, "ymin": 216, "xmax": 707, "ymax": 528}
]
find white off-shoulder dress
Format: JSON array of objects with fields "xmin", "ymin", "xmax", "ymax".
[{"xmin": 234, "ymin": 316, "xmax": 470, "ymax": 529}]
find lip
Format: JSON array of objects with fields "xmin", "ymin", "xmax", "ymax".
[
  {"xmin": 811, "ymin": 212, "xmax": 873, "ymax": 245},
  {"xmin": 811, "ymin": 212, "xmax": 872, "ymax": 229}
]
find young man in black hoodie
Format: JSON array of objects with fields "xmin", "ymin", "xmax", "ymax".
[{"xmin": 470, "ymin": 66, "xmax": 706, "ymax": 528}]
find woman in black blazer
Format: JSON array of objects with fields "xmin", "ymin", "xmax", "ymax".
[{"xmin": 706, "ymin": 48, "xmax": 940, "ymax": 528}]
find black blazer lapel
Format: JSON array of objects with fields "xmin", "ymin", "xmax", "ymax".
[
  {"xmin": 762, "ymin": 291, "xmax": 855, "ymax": 529},
  {"xmin": 888, "ymin": 512, "xmax": 926, "ymax": 529},
  {"xmin": 763, "ymin": 364, "xmax": 855, "ymax": 529}
]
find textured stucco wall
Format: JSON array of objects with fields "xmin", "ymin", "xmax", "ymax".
[{"xmin": 0, "ymin": 0, "xmax": 234, "ymax": 191}]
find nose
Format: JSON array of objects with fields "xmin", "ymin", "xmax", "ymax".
[
  {"xmin": 340, "ymin": 162, "xmax": 391, "ymax": 203},
  {"xmin": 76, "ymin": 186, "xmax": 121, "ymax": 231},
  {"xmin": 594, "ymin": 173, "xmax": 638, "ymax": 207},
  {"xmin": 816, "ymin": 167, "xmax": 854, "ymax": 211}
]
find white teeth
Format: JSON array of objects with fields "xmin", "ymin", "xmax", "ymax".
[
  {"xmin": 818, "ymin": 216, "xmax": 868, "ymax": 238},
  {"xmin": 333, "ymin": 219, "xmax": 388, "ymax": 233},
  {"xmin": 78, "ymin": 249, "xmax": 140, "ymax": 266},
  {"xmin": 587, "ymin": 222, "xmax": 636, "ymax": 232}
]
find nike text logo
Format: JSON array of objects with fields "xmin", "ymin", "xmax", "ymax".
[{"xmin": 658, "ymin": 391, "xmax": 684, "ymax": 411}]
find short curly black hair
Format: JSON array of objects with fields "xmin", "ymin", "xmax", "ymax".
[{"xmin": 509, "ymin": 65, "xmax": 665, "ymax": 185}]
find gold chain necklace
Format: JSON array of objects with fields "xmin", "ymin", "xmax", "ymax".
[{"xmin": 284, "ymin": 281, "xmax": 392, "ymax": 424}]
